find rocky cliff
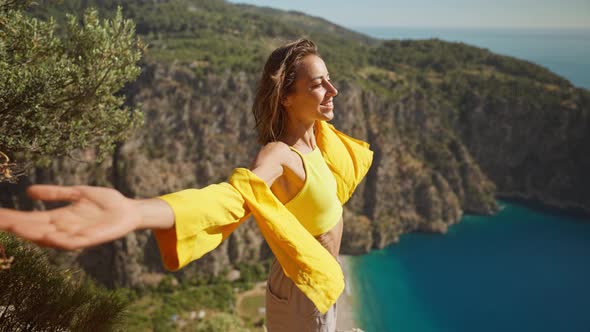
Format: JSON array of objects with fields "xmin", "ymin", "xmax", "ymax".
[{"xmin": 2, "ymin": 0, "xmax": 588, "ymax": 288}]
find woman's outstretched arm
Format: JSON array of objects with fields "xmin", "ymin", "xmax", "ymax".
[
  {"xmin": 0, "ymin": 185, "xmax": 175, "ymax": 249},
  {"xmin": 0, "ymin": 141, "xmax": 291, "ymax": 250}
]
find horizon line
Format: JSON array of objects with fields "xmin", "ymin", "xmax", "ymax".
[{"xmin": 349, "ymin": 25, "xmax": 590, "ymax": 30}]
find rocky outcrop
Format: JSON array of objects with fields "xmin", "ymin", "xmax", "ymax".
[
  {"xmin": 1, "ymin": 61, "xmax": 501, "ymax": 285},
  {"xmin": 447, "ymin": 76, "xmax": 590, "ymax": 215}
]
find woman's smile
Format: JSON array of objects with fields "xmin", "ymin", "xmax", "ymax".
[{"xmin": 320, "ymin": 99, "xmax": 334, "ymax": 108}]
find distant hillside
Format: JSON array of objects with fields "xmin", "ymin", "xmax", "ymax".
[{"xmin": 7, "ymin": 0, "xmax": 588, "ymax": 289}]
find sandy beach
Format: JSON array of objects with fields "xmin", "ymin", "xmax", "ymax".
[{"xmin": 336, "ymin": 255, "xmax": 363, "ymax": 332}]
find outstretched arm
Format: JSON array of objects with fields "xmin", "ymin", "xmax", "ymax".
[
  {"xmin": 0, "ymin": 141, "xmax": 291, "ymax": 250},
  {"xmin": 0, "ymin": 185, "xmax": 174, "ymax": 249}
]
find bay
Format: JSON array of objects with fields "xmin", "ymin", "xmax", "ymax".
[{"xmin": 348, "ymin": 201, "xmax": 590, "ymax": 332}]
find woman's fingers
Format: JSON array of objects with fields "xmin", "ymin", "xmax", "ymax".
[
  {"xmin": 40, "ymin": 223, "xmax": 124, "ymax": 250},
  {"xmin": 5, "ymin": 211, "xmax": 56, "ymax": 241},
  {"xmin": 0, "ymin": 208, "xmax": 50, "ymax": 231},
  {"xmin": 39, "ymin": 232, "xmax": 90, "ymax": 250},
  {"xmin": 32, "ymin": 214, "xmax": 129, "ymax": 250},
  {"xmin": 0, "ymin": 207, "xmax": 87, "ymax": 244},
  {"xmin": 26, "ymin": 185, "xmax": 81, "ymax": 202},
  {"xmin": 1, "ymin": 185, "xmax": 134, "ymax": 250},
  {"xmin": 0, "ymin": 208, "xmax": 16, "ymax": 230}
]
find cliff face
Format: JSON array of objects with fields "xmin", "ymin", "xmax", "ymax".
[
  {"xmin": 4, "ymin": 57, "xmax": 589, "ymax": 288},
  {"xmin": 3, "ymin": 0, "xmax": 588, "ymax": 289},
  {"xmin": 449, "ymin": 81, "xmax": 590, "ymax": 213},
  {"xmin": 2, "ymin": 61, "xmax": 500, "ymax": 287}
]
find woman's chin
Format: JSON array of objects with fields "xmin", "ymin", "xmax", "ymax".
[{"xmin": 319, "ymin": 109, "xmax": 334, "ymax": 121}]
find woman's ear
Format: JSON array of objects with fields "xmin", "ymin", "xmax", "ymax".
[{"xmin": 281, "ymin": 95, "xmax": 292, "ymax": 109}]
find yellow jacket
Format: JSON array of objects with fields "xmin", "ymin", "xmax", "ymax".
[{"xmin": 153, "ymin": 120, "xmax": 373, "ymax": 313}]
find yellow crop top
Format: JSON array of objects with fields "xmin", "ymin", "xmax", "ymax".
[
  {"xmin": 153, "ymin": 120, "xmax": 374, "ymax": 314},
  {"xmin": 285, "ymin": 146, "xmax": 343, "ymax": 236}
]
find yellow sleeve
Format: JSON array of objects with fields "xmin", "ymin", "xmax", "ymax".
[
  {"xmin": 230, "ymin": 168, "xmax": 344, "ymax": 314},
  {"xmin": 316, "ymin": 120, "xmax": 374, "ymax": 205},
  {"xmin": 152, "ymin": 182, "xmax": 250, "ymax": 271},
  {"xmin": 152, "ymin": 166, "xmax": 346, "ymax": 314}
]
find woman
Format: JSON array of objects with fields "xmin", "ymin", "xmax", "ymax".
[{"xmin": 0, "ymin": 38, "xmax": 372, "ymax": 331}]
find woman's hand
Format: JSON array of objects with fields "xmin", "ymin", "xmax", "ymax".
[{"xmin": 0, "ymin": 185, "xmax": 174, "ymax": 250}]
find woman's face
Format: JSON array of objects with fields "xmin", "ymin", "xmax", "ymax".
[{"xmin": 283, "ymin": 55, "xmax": 338, "ymax": 123}]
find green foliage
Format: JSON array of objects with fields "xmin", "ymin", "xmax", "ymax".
[
  {"xmin": 157, "ymin": 274, "xmax": 178, "ymax": 293},
  {"xmin": 31, "ymin": 0, "xmax": 575, "ymax": 97},
  {"xmin": 121, "ymin": 266, "xmax": 270, "ymax": 331},
  {"xmin": 371, "ymin": 38, "xmax": 571, "ymax": 90},
  {"xmin": 32, "ymin": 0, "xmax": 370, "ymax": 80},
  {"xmin": 195, "ymin": 313, "xmax": 247, "ymax": 332},
  {"xmin": 0, "ymin": 0, "xmax": 144, "ymax": 180},
  {"xmin": 0, "ymin": 232, "xmax": 129, "ymax": 331},
  {"xmin": 236, "ymin": 261, "xmax": 266, "ymax": 284},
  {"xmin": 124, "ymin": 279, "xmax": 243, "ymax": 331}
]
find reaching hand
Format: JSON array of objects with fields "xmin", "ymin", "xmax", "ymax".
[{"xmin": 0, "ymin": 185, "xmax": 143, "ymax": 250}]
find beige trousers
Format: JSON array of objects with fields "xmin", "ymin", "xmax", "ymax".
[{"xmin": 265, "ymin": 256, "xmax": 342, "ymax": 332}]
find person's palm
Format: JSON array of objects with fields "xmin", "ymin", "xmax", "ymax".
[{"xmin": 0, "ymin": 185, "xmax": 141, "ymax": 249}]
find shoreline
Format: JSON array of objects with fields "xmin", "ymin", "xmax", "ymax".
[{"xmin": 336, "ymin": 254, "xmax": 363, "ymax": 331}]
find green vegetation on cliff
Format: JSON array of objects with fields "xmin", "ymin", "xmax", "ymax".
[
  {"xmin": 0, "ymin": 233, "xmax": 128, "ymax": 331},
  {"xmin": 0, "ymin": 0, "xmax": 144, "ymax": 182},
  {"xmin": 122, "ymin": 261, "xmax": 268, "ymax": 331}
]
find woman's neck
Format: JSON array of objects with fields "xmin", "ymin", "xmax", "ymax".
[{"xmin": 280, "ymin": 118, "xmax": 317, "ymax": 152}]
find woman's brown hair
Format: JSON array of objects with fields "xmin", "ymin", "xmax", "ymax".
[{"xmin": 252, "ymin": 38, "xmax": 319, "ymax": 145}]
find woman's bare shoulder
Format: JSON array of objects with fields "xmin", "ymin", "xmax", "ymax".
[
  {"xmin": 253, "ymin": 141, "xmax": 290, "ymax": 164},
  {"xmin": 248, "ymin": 141, "xmax": 291, "ymax": 186},
  {"xmin": 249, "ymin": 141, "xmax": 305, "ymax": 185}
]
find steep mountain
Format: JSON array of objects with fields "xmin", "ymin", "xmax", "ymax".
[{"xmin": 2, "ymin": 0, "xmax": 588, "ymax": 287}]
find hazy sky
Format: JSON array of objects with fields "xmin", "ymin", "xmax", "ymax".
[{"xmin": 227, "ymin": 0, "xmax": 590, "ymax": 28}]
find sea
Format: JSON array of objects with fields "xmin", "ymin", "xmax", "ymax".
[{"xmin": 346, "ymin": 27, "xmax": 590, "ymax": 332}]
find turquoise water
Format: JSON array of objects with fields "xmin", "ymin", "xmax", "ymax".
[
  {"xmin": 353, "ymin": 27, "xmax": 590, "ymax": 89},
  {"xmin": 346, "ymin": 26, "xmax": 590, "ymax": 331},
  {"xmin": 348, "ymin": 201, "xmax": 590, "ymax": 332}
]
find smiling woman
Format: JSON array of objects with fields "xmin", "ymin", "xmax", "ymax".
[
  {"xmin": 281, "ymin": 54, "xmax": 338, "ymax": 125},
  {"xmin": 0, "ymin": 38, "xmax": 373, "ymax": 332},
  {"xmin": 248, "ymin": 39, "xmax": 347, "ymax": 331}
]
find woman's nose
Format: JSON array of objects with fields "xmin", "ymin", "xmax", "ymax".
[{"xmin": 326, "ymin": 81, "xmax": 338, "ymax": 96}]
